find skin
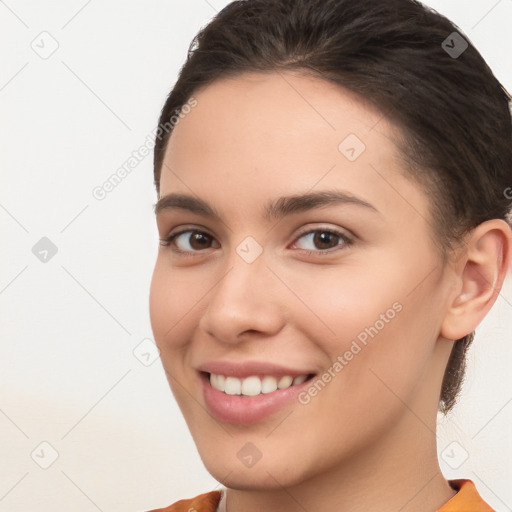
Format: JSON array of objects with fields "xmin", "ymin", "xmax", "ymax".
[{"xmin": 149, "ymin": 71, "xmax": 512, "ymax": 512}]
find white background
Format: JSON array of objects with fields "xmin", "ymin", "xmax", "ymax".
[{"xmin": 1, "ymin": 1, "xmax": 511, "ymax": 510}]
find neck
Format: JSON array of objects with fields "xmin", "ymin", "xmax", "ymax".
[{"xmin": 225, "ymin": 409, "xmax": 456, "ymax": 512}]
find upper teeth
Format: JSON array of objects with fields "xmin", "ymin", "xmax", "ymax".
[{"xmin": 210, "ymin": 373, "xmax": 309, "ymax": 396}]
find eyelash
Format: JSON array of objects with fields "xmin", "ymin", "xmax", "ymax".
[{"xmin": 159, "ymin": 226, "xmax": 353, "ymax": 257}]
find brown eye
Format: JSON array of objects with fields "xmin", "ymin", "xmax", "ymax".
[
  {"xmin": 161, "ymin": 230, "xmax": 218, "ymax": 252},
  {"xmin": 293, "ymin": 229, "xmax": 351, "ymax": 253},
  {"xmin": 187, "ymin": 232, "xmax": 214, "ymax": 250}
]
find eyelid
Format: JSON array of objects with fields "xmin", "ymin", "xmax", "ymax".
[
  {"xmin": 161, "ymin": 224, "xmax": 213, "ymax": 241},
  {"xmin": 159, "ymin": 224, "xmax": 354, "ymax": 255},
  {"xmin": 293, "ymin": 224, "xmax": 353, "ymax": 241},
  {"xmin": 289, "ymin": 225, "xmax": 353, "ymax": 253},
  {"xmin": 159, "ymin": 225, "xmax": 218, "ymax": 252}
]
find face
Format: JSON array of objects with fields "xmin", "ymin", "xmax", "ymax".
[{"xmin": 149, "ymin": 71, "xmax": 455, "ymax": 490}]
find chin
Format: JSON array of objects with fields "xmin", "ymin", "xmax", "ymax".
[{"xmin": 199, "ymin": 448, "xmax": 313, "ymax": 491}]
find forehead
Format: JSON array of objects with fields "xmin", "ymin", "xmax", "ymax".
[
  {"xmin": 165, "ymin": 70, "xmax": 393, "ymax": 162},
  {"xmin": 160, "ymin": 71, "xmax": 429, "ymax": 225}
]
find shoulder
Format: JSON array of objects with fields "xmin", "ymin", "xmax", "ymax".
[
  {"xmin": 147, "ymin": 481, "xmax": 495, "ymax": 511},
  {"xmin": 439, "ymin": 479, "xmax": 494, "ymax": 511},
  {"xmin": 146, "ymin": 490, "xmax": 222, "ymax": 512}
]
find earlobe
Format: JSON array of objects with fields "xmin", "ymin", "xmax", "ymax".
[{"xmin": 440, "ymin": 219, "xmax": 512, "ymax": 341}]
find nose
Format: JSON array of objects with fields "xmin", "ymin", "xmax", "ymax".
[{"xmin": 198, "ymin": 252, "xmax": 286, "ymax": 345}]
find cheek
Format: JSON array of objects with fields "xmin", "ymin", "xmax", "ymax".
[
  {"xmin": 287, "ymin": 261, "xmax": 403, "ymax": 346},
  {"xmin": 149, "ymin": 262, "xmax": 204, "ymax": 411},
  {"xmin": 149, "ymin": 262, "xmax": 172, "ymax": 343},
  {"xmin": 149, "ymin": 259, "xmax": 203, "ymax": 350},
  {"xmin": 290, "ymin": 259, "xmax": 438, "ymax": 395}
]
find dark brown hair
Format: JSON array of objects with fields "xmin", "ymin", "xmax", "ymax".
[{"xmin": 153, "ymin": 0, "xmax": 512, "ymax": 413}]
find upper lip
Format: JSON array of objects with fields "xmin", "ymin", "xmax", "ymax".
[{"xmin": 197, "ymin": 360, "xmax": 316, "ymax": 379}]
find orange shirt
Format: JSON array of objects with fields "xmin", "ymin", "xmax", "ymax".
[
  {"xmin": 438, "ymin": 480, "xmax": 494, "ymax": 512},
  {"xmin": 147, "ymin": 479, "xmax": 494, "ymax": 512}
]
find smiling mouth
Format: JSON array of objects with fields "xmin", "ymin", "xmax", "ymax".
[{"xmin": 203, "ymin": 371, "xmax": 316, "ymax": 397}]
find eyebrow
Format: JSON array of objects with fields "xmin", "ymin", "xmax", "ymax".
[{"xmin": 153, "ymin": 190, "xmax": 379, "ymax": 221}]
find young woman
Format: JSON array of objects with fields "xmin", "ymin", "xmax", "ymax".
[{"xmin": 147, "ymin": 0, "xmax": 512, "ymax": 510}]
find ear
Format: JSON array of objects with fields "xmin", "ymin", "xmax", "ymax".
[{"xmin": 441, "ymin": 219, "xmax": 512, "ymax": 341}]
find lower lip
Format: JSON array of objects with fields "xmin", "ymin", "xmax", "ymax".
[{"xmin": 200, "ymin": 372, "xmax": 314, "ymax": 425}]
